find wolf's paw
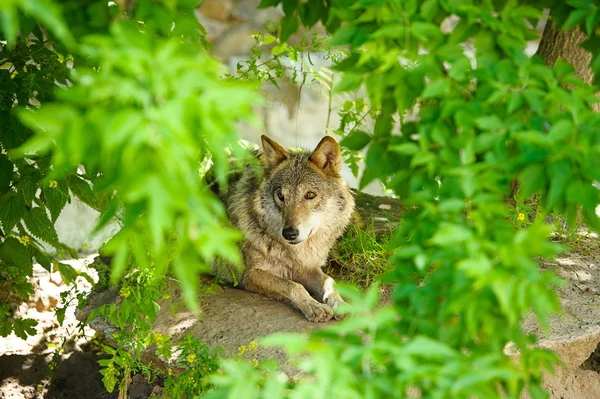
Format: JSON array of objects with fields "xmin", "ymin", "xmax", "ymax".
[
  {"xmin": 301, "ymin": 301, "xmax": 333, "ymax": 322},
  {"xmin": 326, "ymin": 298, "xmax": 350, "ymax": 321}
]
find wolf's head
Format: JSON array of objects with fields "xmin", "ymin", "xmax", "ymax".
[{"xmin": 257, "ymin": 135, "xmax": 354, "ymax": 246}]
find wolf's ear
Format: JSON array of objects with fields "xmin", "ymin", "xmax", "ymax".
[
  {"xmin": 261, "ymin": 135, "xmax": 288, "ymax": 168},
  {"xmin": 310, "ymin": 136, "xmax": 341, "ymax": 176}
]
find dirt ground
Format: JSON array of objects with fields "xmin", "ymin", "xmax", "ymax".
[{"xmin": 1, "ymin": 234, "xmax": 600, "ymax": 399}]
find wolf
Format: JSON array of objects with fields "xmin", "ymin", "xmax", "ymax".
[{"xmin": 213, "ymin": 135, "xmax": 355, "ymax": 322}]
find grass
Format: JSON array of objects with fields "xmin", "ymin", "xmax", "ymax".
[{"xmin": 327, "ymin": 221, "xmax": 393, "ymax": 288}]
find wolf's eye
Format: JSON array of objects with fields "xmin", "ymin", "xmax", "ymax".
[
  {"xmin": 305, "ymin": 191, "xmax": 317, "ymax": 200},
  {"xmin": 276, "ymin": 190, "xmax": 284, "ymax": 201}
]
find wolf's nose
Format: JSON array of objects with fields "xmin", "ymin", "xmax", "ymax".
[{"xmin": 282, "ymin": 227, "xmax": 299, "ymax": 241}]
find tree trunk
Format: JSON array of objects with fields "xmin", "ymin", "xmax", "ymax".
[
  {"xmin": 537, "ymin": 13, "xmax": 595, "ymax": 86},
  {"xmin": 511, "ymin": 14, "xmax": 595, "ymax": 198},
  {"xmin": 535, "ymin": 12, "xmax": 594, "ymax": 223}
]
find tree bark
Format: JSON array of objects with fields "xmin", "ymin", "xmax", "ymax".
[
  {"xmin": 537, "ymin": 13, "xmax": 595, "ymax": 86},
  {"xmin": 511, "ymin": 15, "xmax": 594, "ymax": 198},
  {"xmin": 535, "ymin": 12, "xmax": 594, "ymax": 222}
]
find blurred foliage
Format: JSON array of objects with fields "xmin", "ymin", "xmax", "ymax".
[
  {"xmin": 1, "ymin": 0, "xmax": 600, "ymax": 398},
  {"xmin": 0, "ymin": 0, "xmax": 257, "ymax": 345}
]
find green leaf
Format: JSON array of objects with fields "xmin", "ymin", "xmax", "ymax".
[
  {"xmin": 421, "ymin": 79, "xmax": 450, "ymax": 98},
  {"xmin": 56, "ymin": 306, "xmax": 66, "ymax": 326},
  {"xmin": 563, "ymin": 9, "xmax": 587, "ymax": 30},
  {"xmin": 514, "ymin": 130, "xmax": 552, "ymax": 147},
  {"xmin": 421, "ymin": 0, "xmax": 439, "ymax": 20},
  {"xmin": 282, "ymin": 0, "xmax": 298, "ymax": 15},
  {"xmin": 429, "ymin": 223, "xmax": 472, "ymax": 246},
  {"xmin": 172, "ymin": 255, "xmax": 201, "ymax": 317},
  {"xmin": 0, "ymin": 317, "xmax": 11, "ymax": 337},
  {"xmin": 566, "ymin": 180, "xmax": 597, "ymax": 212},
  {"xmin": 0, "ymin": 7, "xmax": 19, "ymax": 48},
  {"xmin": 410, "ymin": 151, "xmax": 436, "ymax": 168},
  {"xmin": 371, "ymin": 24, "xmax": 405, "ymax": 39},
  {"xmin": 548, "ymin": 119, "xmax": 573, "ymax": 143},
  {"xmin": 42, "ymin": 180, "xmax": 70, "ymax": 222},
  {"xmin": 279, "ymin": 13, "xmax": 299, "ymax": 42},
  {"xmin": 57, "ymin": 262, "xmax": 79, "ymax": 285},
  {"xmin": 390, "ymin": 143, "xmax": 419, "ymax": 155},
  {"xmin": 30, "ymin": 246, "xmax": 52, "ymax": 272},
  {"xmin": 0, "ymin": 191, "xmax": 26, "ymax": 233},
  {"xmin": 359, "ymin": 142, "xmax": 385, "ymax": 189},
  {"xmin": 585, "ymin": 10, "xmax": 598, "ymax": 36},
  {"xmin": 13, "ymin": 318, "xmax": 38, "ymax": 340},
  {"xmin": 404, "ymin": 336, "xmax": 458, "ymax": 359},
  {"xmin": 457, "ymin": 255, "xmax": 492, "ymax": 277},
  {"xmin": 22, "ymin": 207, "xmax": 59, "ymax": 246},
  {"xmin": 67, "ymin": 174, "xmax": 99, "ymax": 210},
  {"xmin": 299, "ymin": 2, "xmax": 323, "ymax": 27},
  {"xmin": 0, "ymin": 154, "xmax": 14, "ymax": 192},
  {"xmin": 507, "ymin": 92, "xmax": 523, "ymax": 114},
  {"xmin": 329, "ymin": 25, "xmax": 356, "ymax": 46},
  {"xmin": 475, "ymin": 115, "xmax": 504, "ymax": 131},
  {"xmin": 0, "ymin": 237, "xmax": 32, "ymax": 273},
  {"xmin": 393, "ymin": 244, "xmax": 422, "ymax": 259},
  {"xmin": 523, "ymin": 88, "xmax": 545, "ymax": 113},
  {"xmin": 554, "ymin": 60, "xmax": 574, "ymax": 77},
  {"xmin": 411, "ymin": 22, "xmax": 442, "ymax": 41},
  {"xmin": 258, "ymin": 0, "xmax": 281, "ymax": 8},
  {"xmin": 18, "ymin": 169, "xmax": 40, "ymax": 205},
  {"xmin": 335, "ymin": 73, "xmax": 364, "ymax": 93},
  {"xmin": 519, "ymin": 164, "xmax": 546, "ymax": 197},
  {"xmin": 20, "ymin": 0, "xmax": 75, "ymax": 48},
  {"xmin": 448, "ymin": 57, "xmax": 470, "ymax": 81},
  {"xmin": 341, "ymin": 130, "xmax": 371, "ymax": 151}
]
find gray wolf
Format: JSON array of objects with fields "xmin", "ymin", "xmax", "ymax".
[{"xmin": 213, "ymin": 135, "xmax": 355, "ymax": 322}]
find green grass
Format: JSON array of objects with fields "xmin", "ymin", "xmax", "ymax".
[{"xmin": 327, "ymin": 222, "xmax": 393, "ymax": 288}]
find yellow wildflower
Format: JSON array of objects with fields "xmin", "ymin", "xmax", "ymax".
[
  {"xmin": 248, "ymin": 341, "xmax": 258, "ymax": 351},
  {"xmin": 49, "ymin": 180, "xmax": 58, "ymax": 188},
  {"xmin": 19, "ymin": 236, "xmax": 30, "ymax": 246},
  {"xmin": 120, "ymin": 286, "xmax": 131, "ymax": 298},
  {"xmin": 187, "ymin": 353, "xmax": 197, "ymax": 363},
  {"xmin": 238, "ymin": 345, "xmax": 246, "ymax": 354},
  {"xmin": 252, "ymin": 358, "xmax": 259, "ymax": 367},
  {"xmin": 517, "ymin": 213, "xmax": 525, "ymax": 221}
]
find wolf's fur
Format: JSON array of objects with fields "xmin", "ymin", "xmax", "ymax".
[{"xmin": 214, "ymin": 135, "xmax": 355, "ymax": 322}]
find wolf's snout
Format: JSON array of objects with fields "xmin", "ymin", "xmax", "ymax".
[{"xmin": 282, "ymin": 227, "xmax": 299, "ymax": 241}]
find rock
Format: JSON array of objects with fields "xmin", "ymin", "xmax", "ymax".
[
  {"xmin": 540, "ymin": 327, "xmax": 600, "ymax": 370},
  {"xmin": 33, "ymin": 279, "xmax": 62, "ymax": 312},
  {"xmin": 532, "ymin": 328, "xmax": 600, "ymax": 398},
  {"xmin": 128, "ymin": 373, "xmax": 154, "ymax": 399},
  {"xmin": 516, "ymin": 246, "xmax": 600, "ymax": 398},
  {"xmin": 75, "ymin": 285, "xmax": 118, "ymax": 325},
  {"xmin": 195, "ymin": 11, "xmax": 230, "ymax": 42},
  {"xmin": 198, "ymin": 0, "xmax": 234, "ymax": 22},
  {"xmin": 63, "ymin": 338, "xmax": 78, "ymax": 354},
  {"xmin": 213, "ymin": 23, "xmax": 258, "ymax": 59},
  {"xmin": 232, "ymin": 0, "xmax": 283, "ymax": 27},
  {"xmin": 35, "ymin": 294, "xmax": 59, "ymax": 312},
  {"xmin": 77, "ymin": 192, "xmax": 403, "ymax": 375},
  {"xmin": 49, "ymin": 271, "xmax": 64, "ymax": 287}
]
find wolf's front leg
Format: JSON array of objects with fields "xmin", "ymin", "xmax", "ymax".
[
  {"xmin": 242, "ymin": 268, "xmax": 334, "ymax": 322},
  {"xmin": 294, "ymin": 269, "xmax": 348, "ymax": 320}
]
